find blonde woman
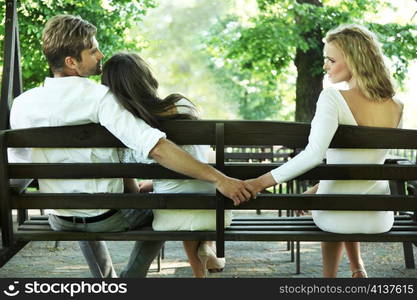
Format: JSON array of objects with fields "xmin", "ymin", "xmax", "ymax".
[{"xmin": 246, "ymin": 24, "xmax": 403, "ymax": 277}]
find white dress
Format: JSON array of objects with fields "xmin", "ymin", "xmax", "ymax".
[
  {"xmin": 118, "ymin": 100, "xmax": 232, "ymax": 231},
  {"xmin": 271, "ymin": 87, "xmax": 402, "ymax": 234}
]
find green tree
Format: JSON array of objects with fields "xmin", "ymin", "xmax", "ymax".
[
  {"xmin": 0, "ymin": 0, "xmax": 157, "ymax": 89},
  {"xmin": 207, "ymin": 0, "xmax": 417, "ymax": 121}
]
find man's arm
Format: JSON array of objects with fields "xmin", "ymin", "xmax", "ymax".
[
  {"xmin": 98, "ymin": 93, "xmax": 255, "ymax": 204},
  {"xmin": 149, "ymin": 138, "xmax": 256, "ymax": 205},
  {"xmin": 123, "ymin": 178, "xmax": 140, "ymax": 193}
]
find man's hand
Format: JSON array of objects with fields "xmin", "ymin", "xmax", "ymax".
[
  {"xmin": 138, "ymin": 180, "xmax": 153, "ymax": 193},
  {"xmin": 215, "ymin": 176, "xmax": 257, "ymax": 206}
]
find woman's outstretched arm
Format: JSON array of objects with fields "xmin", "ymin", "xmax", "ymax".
[{"xmin": 246, "ymin": 89, "xmax": 340, "ymax": 194}]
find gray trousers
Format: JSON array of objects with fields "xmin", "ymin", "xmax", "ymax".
[{"xmin": 48, "ymin": 209, "xmax": 164, "ymax": 278}]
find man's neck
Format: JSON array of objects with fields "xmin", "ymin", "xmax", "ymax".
[
  {"xmin": 53, "ymin": 67, "xmax": 80, "ymax": 78},
  {"xmin": 53, "ymin": 73, "xmax": 68, "ymax": 78}
]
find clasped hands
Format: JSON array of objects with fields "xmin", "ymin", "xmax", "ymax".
[
  {"xmin": 215, "ymin": 174, "xmax": 317, "ymax": 215},
  {"xmin": 214, "ymin": 173, "xmax": 276, "ymax": 206},
  {"xmin": 137, "ymin": 173, "xmax": 315, "ymax": 210}
]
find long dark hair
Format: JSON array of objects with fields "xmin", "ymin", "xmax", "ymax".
[{"xmin": 101, "ymin": 52, "xmax": 197, "ymax": 129}]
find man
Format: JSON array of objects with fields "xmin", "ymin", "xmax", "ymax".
[{"xmin": 9, "ymin": 15, "xmax": 255, "ymax": 278}]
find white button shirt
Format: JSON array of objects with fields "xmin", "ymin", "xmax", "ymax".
[{"xmin": 9, "ymin": 76, "xmax": 166, "ymax": 217}]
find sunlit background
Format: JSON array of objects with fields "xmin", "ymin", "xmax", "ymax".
[
  {"xmin": 0, "ymin": 0, "xmax": 415, "ymax": 125},
  {"xmin": 131, "ymin": 0, "xmax": 416, "ymax": 126}
]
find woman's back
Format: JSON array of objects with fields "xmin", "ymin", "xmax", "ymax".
[
  {"xmin": 340, "ymin": 89, "xmax": 403, "ymax": 128},
  {"xmin": 313, "ymin": 88, "xmax": 404, "ymax": 234}
]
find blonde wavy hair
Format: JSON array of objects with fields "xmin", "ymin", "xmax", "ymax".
[{"xmin": 325, "ymin": 24, "xmax": 395, "ymax": 101}]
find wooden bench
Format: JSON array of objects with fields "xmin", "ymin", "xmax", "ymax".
[{"xmin": 1, "ymin": 120, "xmax": 417, "ymax": 275}]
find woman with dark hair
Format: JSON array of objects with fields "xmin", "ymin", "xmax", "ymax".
[{"xmin": 101, "ymin": 52, "xmax": 232, "ymax": 277}]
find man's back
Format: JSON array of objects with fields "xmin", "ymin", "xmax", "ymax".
[
  {"xmin": 9, "ymin": 76, "xmax": 165, "ymax": 217},
  {"xmin": 11, "ymin": 77, "xmax": 107, "ymax": 128}
]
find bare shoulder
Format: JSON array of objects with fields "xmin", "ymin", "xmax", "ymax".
[{"xmin": 390, "ymin": 98, "xmax": 404, "ymax": 116}]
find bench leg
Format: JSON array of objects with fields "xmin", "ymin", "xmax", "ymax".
[
  {"xmin": 0, "ymin": 241, "xmax": 29, "ymax": 268},
  {"xmin": 157, "ymin": 251, "xmax": 161, "ymax": 272},
  {"xmin": 156, "ymin": 243, "xmax": 165, "ymax": 272},
  {"xmin": 290, "ymin": 241, "xmax": 295, "ymax": 262},
  {"xmin": 296, "ymin": 241, "xmax": 301, "ymax": 274},
  {"xmin": 402, "ymin": 242, "xmax": 415, "ymax": 269},
  {"xmin": 17, "ymin": 209, "xmax": 28, "ymax": 225}
]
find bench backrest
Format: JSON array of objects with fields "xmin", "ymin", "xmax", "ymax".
[{"xmin": 2, "ymin": 121, "xmax": 417, "ymax": 252}]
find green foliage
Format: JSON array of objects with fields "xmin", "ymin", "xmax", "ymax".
[
  {"xmin": 368, "ymin": 23, "xmax": 417, "ymax": 83},
  {"xmin": 0, "ymin": 0, "xmax": 157, "ymax": 89},
  {"xmin": 206, "ymin": 13, "xmax": 295, "ymax": 120},
  {"xmin": 206, "ymin": 0, "xmax": 417, "ymax": 120},
  {"xmin": 136, "ymin": 0, "xmax": 245, "ymax": 120}
]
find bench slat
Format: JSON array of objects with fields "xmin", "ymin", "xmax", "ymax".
[
  {"xmin": 231, "ymin": 220, "xmax": 417, "ymax": 226},
  {"xmin": 232, "ymin": 215, "xmax": 414, "ymax": 221},
  {"xmin": 23, "ymin": 221, "xmax": 416, "ymax": 227},
  {"xmin": 14, "ymin": 229, "xmax": 417, "ymax": 242},
  {"xmin": 22, "ymin": 217, "xmax": 415, "ymax": 227},
  {"xmin": 228, "ymin": 225, "xmax": 417, "ymax": 231},
  {"xmin": 8, "ymin": 163, "xmax": 417, "ymax": 180},
  {"xmin": 14, "ymin": 230, "xmax": 216, "ymax": 241},
  {"xmin": 6, "ymin": 122, "xmax": 417, "ymax": 148},
  {"xmin": 223, "ymin": 231, "xmax": 417, "ymax": 242},
  {"xmin": 11, "ymin": 193, "xmax": 417, "ymax": 211}
]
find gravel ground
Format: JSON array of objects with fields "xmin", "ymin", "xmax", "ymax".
[{"xmin": 1, "ymin": 211, "xmax": 416, "ymax": 278}]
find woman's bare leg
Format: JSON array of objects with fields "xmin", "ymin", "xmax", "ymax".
[
  {"xmin": 183, "ymin": 241, "xmax": 205, "ymax": 278},
  {"xmin": 344, "ymin": 242, "xmax": 367, "ymax": 277},
  {"xmin": 321, "ymin": 241, "xmax": 344, "ymax": 277}
]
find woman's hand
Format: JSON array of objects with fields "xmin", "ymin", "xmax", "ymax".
[
  {"xmin": 303, "ymin": 183, "xmax": 319, "ymax": 194},
  {"xmin": 215, "ymin": 176, "xmax": 256, "ymax": 206},
  {"xmin": 296, "ymin": 183, "xmax": 319, "ymax": 216},
  {"xmin": 244, "ymin": 178, "xmax": 264, "ymax": 195},
  {"xmin": 245, "ymin": 172, "xmax": 277, "ymax": 195},
  {"xmin": 138, "ymin": 180, "xmax": 154, "ymax": 193}
]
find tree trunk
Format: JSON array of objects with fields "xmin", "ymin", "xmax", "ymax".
[
  {"xmin": 294, "ymin": 0, "xmax": 324, "ymax": 123},
  {"xmin": 294, "ymin": 47, "xmax": 323, "ymax": 122}
]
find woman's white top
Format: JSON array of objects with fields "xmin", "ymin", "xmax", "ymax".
[
  {"xmin": 271, "ymin": 87, "xmax": 403, "ymax": 234},
  {"xmin": 118, "ymin": 100, "xmax": 232, "ymax": 231}
]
